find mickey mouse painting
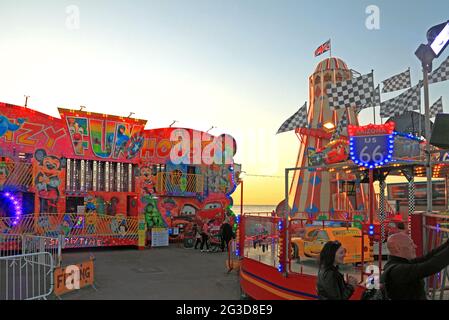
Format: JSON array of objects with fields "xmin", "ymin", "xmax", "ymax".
[{"xmin": 34, "ymin": 149, "xmax": 66, "ymax": 213}]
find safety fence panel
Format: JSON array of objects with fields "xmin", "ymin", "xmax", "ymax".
[
  {"xmin": 0, "ymin": 234, "xmax": 23, "ymax": 257},
  {"xmin": 0, "ymin": 252, "xmax": 54, "ymax": 300},
  {"xmin": 0, "ymin": 213, "xmax": 139, "ymax": 248},
  {"xmin": 22, "ymin": 235, "xmax": 62, "ymax": 267},
  {"xmin": 288, "ymin": 218, "xmax": 375, "ymax": 284},
  {"xmin": 242, "ymin": 215, "xmax": 280, "ymax": 269},
  {"xmin": 422, "ymin": 212, "xmax": 449, "ymax": 300}
]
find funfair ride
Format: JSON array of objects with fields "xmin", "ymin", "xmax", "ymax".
[{"xmin": 237, "ymin": 57, "xmax": 449, "ymax": 300}]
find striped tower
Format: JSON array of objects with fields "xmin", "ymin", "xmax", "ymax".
[{"xmin": 289, "ymin": 57, "xmax": 361, "ymax": 218}]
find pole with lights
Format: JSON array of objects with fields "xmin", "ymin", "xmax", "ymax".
[{"xmin": 415, "ymin": 20, "xmax": 449, "ymax": 252}]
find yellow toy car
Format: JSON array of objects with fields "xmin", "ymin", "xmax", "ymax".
[{"xmin": 291, "ymin": 227, "xmax": 373, "ymax": 264}]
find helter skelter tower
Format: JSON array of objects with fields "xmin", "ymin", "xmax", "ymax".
[{"xmin": 288, "ymin": 57, "xmax": 364, "ymax": 218}]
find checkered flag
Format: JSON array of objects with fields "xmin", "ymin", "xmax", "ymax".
[
  {"xmin": 331, "ymin": 111, "xmax": 348, "ymax": 140},
  {"xmin": 380, "ymin": 81, "xmax": 422, "ymax": 118},
  {"xmin": 327, "ymin": 72, "xmax": 374, "ymax": 110},
  {"xmin": 430, "ymin": 97, "xmax": 444, "ymax": 118},
  {"xmin": 381, "ymin": 68, "xmax": 411, "ymax": 93},
  {"xmin": 357, "ymin": 85, "xmax": 381, "ymax": 113},
  {"xmin": 276, "ymin": 102, "xmax": 308, "ymax": 134},
  {"xmin": 429, "ymin": 56, "xmax": 449, "ymax": 84}
]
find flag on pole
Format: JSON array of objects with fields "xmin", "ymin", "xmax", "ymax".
[
  {"xmin": 276, "ymin": 102, "xmax": 308, "ymax": 134},
  {"xmin": 430, "ymin": 97, "xmax": 444, "ymax": 118},
  {"xmin": 357, "ymin": 85, "xmax": 381, "ymax": 113},
  {"xmin": 429, "ymin": 56, "xmax": 449, "ymax": 84},
  {"xmin": 381, "ymin": 68, "xmax": 411, "ymax": 93},
  {"xmin": 379, "ymin": 81, "xmax": 422, "ymax": 118},
  {"xmin": 331, "ymin": 111, "xmax": 348, "ymax": 140},
  {"xmin": 327, "ymin": 72, "xmax": 374, "ymax": 110},
  {"xmin": 314, "ymin": 40, "xmax": 331, "ymax": 57}
]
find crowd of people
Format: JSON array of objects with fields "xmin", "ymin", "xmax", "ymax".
[{"xmin": 190, "ymin": 217, "xmax": 235, "ymax": 253}]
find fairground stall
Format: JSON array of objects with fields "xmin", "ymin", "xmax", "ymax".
[
  {"xmin": 0, "ymin": 103, "xmax": 241, "ymax": 249},
  {"xmin": 237, "ymin": 56, "xmax": 449, "ymax": 300}
]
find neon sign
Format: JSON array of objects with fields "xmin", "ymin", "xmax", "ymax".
[{"xmin": 348, "ymin": 122, "xmax": 395, "ymax": 169}]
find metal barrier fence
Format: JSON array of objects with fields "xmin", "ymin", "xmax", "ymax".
[
  {"xmin": 0, "ymin": 234, "xmax": 23, "ymax": 257},
  {"xmin": 0, "ymin": 252, "xmax": 54, "ymax": 300},
  {"xmin": 240, "ymin": 214, "xmax": 378, "ymax": 285},
  {"xmin": 242, "ymin": 215, "xmax": 280, "ymax": 269},
  {"xmin": 22, "ymin": 235, "xmax": 63, "ymax": 267},
  {"xmin": 0, "ymin": 213, "xmax": 139, "ymax": 248},
  {"xmin": 0, "ymin": 234, "xmax": 62, "ymax": 267},
  {"xmin": 422, "ymin": 212, "xmax": 449, "ymax": 300}
]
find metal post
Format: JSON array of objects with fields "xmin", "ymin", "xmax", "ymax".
[
  {"xmin": 369, "ymin": 169, "xmax": 374, "ymax": 225},
  {"xmin": 240, "ymin": 180, "xmax": 244, "ymax": 216},
  {"xmin": 379, "ymin": 176, "xmax": 386, "ymax": 241},
  {"xmin": 284, "ymin": 169, "xmax": 290, "ymax": 277},
  {"xmin": 423, "ymin": 65, "xmax": 432, "ymax": 255}
]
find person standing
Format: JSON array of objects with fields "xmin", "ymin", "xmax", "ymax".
[
  {"xmin": 192, "ymin": 224, "xmax": 202, "ymax": 250},
  {"xmin": 220, "ymin": 217, "xmax": 234, "ymax": 252},
  {"xmin": 382, "ymin": 232, "xmax": 449, "ymax": 300},
  {"xmin": 200, "ymin": 221, "xmax": 210, "ymax": 252},
  {"xmin": 316, "ymin": 240, "xmax": 358, "ymax": 300}
]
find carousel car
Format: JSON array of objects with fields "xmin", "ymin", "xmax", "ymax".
[{"xmin": 291, "ymin": 226, "xmax": 373, "ymax": 264}]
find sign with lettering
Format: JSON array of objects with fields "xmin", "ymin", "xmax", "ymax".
[
  {"xmin": 151, "ymin": 228, "xmax": 169, "ymax": 247},
  {"xmin": 54, "ymin": 259, "xmax": 94, "ymax": 296},
  {"xmin": 348, "ymin": 122, "xmax": 395, "ymax": 168}
]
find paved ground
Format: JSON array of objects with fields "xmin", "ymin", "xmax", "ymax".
[{"xmin": 58, "ymin": 245, "xmax": 241, "ymax": 300}]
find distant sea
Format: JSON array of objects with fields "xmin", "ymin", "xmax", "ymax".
[{"xmin": 233, "ymin": 205, "xmax": 276, "ymax": 215}]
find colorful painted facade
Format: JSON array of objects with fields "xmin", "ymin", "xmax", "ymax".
[
  {"xmin": 0, "ymin": 103, "xmax": 240, "ymax": 246},
  {"xmin": 288, "ymin": 57, "xmax": 367, "ymax": 218}
]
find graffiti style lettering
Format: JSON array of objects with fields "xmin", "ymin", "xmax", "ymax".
[
  {"xmin": 89, "ymin": 119, "xmax": 115, "ymax": 158},
  {"xmin": 141, "ymin": 138, "xmax": 157, "ymax": 159},
  {"xmin": 43, "ymin": 127, "xmax": 67, "ymax": 149},
  {"xmin": 16, "ymin": 123, "xmax": 44, "ymax": 146},
  {"xmin": 157, "ymin": 139, "xmax": 172, "ymax": 158}
]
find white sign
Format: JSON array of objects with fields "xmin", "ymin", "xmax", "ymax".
[{"xmin": 151, "ymin": 228, "xmax": 169, "ymax": 247}]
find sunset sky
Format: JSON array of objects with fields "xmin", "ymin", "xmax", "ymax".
[{"xmin": 0, "ymin": 0, "xmax": 448, "ymax": 205}]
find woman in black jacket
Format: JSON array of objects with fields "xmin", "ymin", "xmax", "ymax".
[{"xmin": 316, "ymin": 240, "xmax": 358, "ymax": 300}]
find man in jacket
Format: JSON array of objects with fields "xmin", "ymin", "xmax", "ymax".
[
  {"xmin": 382, "ymin": 232, "xmax": 449, "ymax": 299},
  {"xmin": 220, "ymin": 217, "xmax": 234, "ymax": 252}
]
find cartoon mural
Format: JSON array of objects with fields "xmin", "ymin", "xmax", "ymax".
[
  {"xmin": 143, "ymin": 195, "xmax": 166, "ymax": 228},
  {"xmin": 0, "ymin": 103, "xmax": 240, "ymax": 248},
  {"xmin": 0, "ymin": 115, "xmax": 25, "ymax": 138},
  {"xmin": 0, "ymin": 162, "xmax": 9, "ymax": 188},
  {"xmin": 33, "ymin": 149, "xmax": 66, "ymax": 214}
]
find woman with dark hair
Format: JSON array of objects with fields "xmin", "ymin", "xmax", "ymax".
[{"xmin": 316, "ymin": 240, "xmax": 358, "ymax": 300}]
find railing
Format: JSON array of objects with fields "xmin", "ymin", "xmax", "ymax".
[
  {"xmin": 241, "ymin": 215, "xmax": 280, "ymax": 269},
  {"xmin": 421, "ymin": 212, "xmax": 449, "ymax": 300},
  {"xmin": 156, "ymin": 172, "xmax": 204, "ymax": 195},
  {"xmin": 0, "ymin": 234, "xmax": 63, "ymax": 267},
  {"xmin": 0, "ymin": 234, "xmax": 23, "ymax": 257},
  {"xmin": 0, "ymin": 213, "xmax": 139, "ymax": 248},
  {"xmin": 0, "ymin": 252, "xmax": 54, "ymax": 300},
  {"xmin": 0, "ymin": 161, "xmax": 32, "ymax": 190}
]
